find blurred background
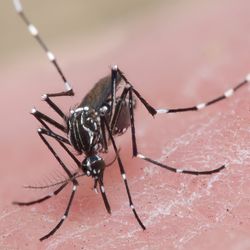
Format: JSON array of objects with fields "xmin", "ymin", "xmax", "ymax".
[{"xmin": 1, "ymin": 0, "xmax": 166, "ymax": 64}]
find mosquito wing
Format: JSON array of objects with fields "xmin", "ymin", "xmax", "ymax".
[{"xmin": 79, "ymin": 74, "xmax": 122, "ymax": 110}]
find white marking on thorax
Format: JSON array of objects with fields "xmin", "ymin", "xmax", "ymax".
[{"xmin": 74, "ymin": 107, "xmax": 84, "ymax": 113}]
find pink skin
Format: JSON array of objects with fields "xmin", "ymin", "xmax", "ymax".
[{"xmin": 1, "ymin": 0, "xmax": 250, "ymax": 249}]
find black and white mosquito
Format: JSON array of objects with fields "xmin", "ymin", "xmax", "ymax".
[{"xmin": 13, "ymin": 0, "xmax": 249, "ymax": 242}]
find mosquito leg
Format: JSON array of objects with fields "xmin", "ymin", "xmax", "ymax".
[
  {"xmin": 37, "ymin": 127, "xmax": 69, "ymax": 144},
  {"xmin": 39, "ymin": 181, "xmax": 78, "ymax": 241},
  {"xmin": 36, "ymin": 128, "xmax": 80, "ymax": 240},
  {"xmin": 102, "ymin": 116, "xmax": 145, "ymax": 230},
  {"xmin": 137, "ymin": 154, "xmax": 226, "ymax": 175},
  {"xmin": 93, "ymin": 174, "xmax": 111, "ymax": 214},
  {"xmin": 128, "ymin": 88, "xmax": 138, "ymax": 157},
  {"xmin": 100, "ymin": 116, "xmax": 108, "ymax": 152},
  {"xmin": 109, "ymin": 65, "xmax": 120, "ymax": 126},
  {"xmin": 13, "ymin": 181, "xmax": 78, "ymax": 241},
  {"xmin": 38, "ymin": 127, "xmax": 81, "ymax": 170},
  {"xmin": 13, "ymin": 117, "xmax": 81, "ymax": 240},
  {"xmin": 41, "ymin": 94, "xmax": 69, "ymax": 121},
  {"xmin": 31, "ymin": 107, "xmax": 67, "ymax": 133},
  {"xmin": 156, "ymin": 75, "xmax": 249, "ymax": 113},
  {"xmin": 98, "ymin": 178, "xmax": 111, "ymax": 214},
  {"xmin": 30, "ymin": 107, "xmax": 81, "ymax": 168},
  {"xmin": 31, "ymin": 111, "xmax": 75, "ymax": 168},
  {"xmin": 118, "ymin": 68, "xmax": 250, "ymax": 115},
  {"xmin": 110, "ymin": 87, "xmax": 130, "ymax": 132},
  {"xmin": 12, "ymin": 0, "xmax": 73, "ymax": 93},
  {"xmin": 13, "ymin": 182, "xmax": 68, "ymax": 206},
  {"xmin": 37, "ymin": 128, "xmax": 75, "ymax": 178},
  {"xmin": 126, "ymin": 87, "xmax": 226, "ymax": 175},
  {"xmin": 117, "ymin": 68, "xmax": 156, "ymax": 116},
  {"xmin": 100, "ymin": 82, "xmax": 129, "ymax": 151},
  {"xmin": 12, "ymin": 126, "xmax": 80, "ymax": 221}
]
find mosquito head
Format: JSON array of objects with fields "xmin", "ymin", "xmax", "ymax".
[{"xmin": 81, "ymin": 155, "xmax": 105, "ymax": 178}]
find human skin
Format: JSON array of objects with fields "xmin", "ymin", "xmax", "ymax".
[{"xmin": 1, "ymin": 0, "xmax": 250, "ymax": 249}]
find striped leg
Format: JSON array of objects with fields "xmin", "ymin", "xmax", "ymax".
[
  {"xmin": 102, "ymin": 116, "xmax": 145, "ymax": 230},
  {"xmin": 100, "ymin": 115, "xmax": 108, "ymax": 152},
  {"xmin": 110, "ymin": 85, "xmax": 130, "ymax": 132},
  {"xmin": 156, "ymin": 75, "xmax": 250, "ymax": 114},
  {"xmin": 41, "ymin": 95, "xmax": 72, "ymax": 123},
  {"xmin": 118, "ymin": 68, "xmax": 250, "ymax": 115},
  {"xmin": 37, "ymin": 127, "xmax": 80, "ymax": 177},
  {"xmin": 35, "ymin": 129, "xmax": 79, "ymax": 240},
  {"xmin": 13, "ymin": 182, "xmax": 68, "ymax": 206},
  {"xmin": 136, "ymin": 154, "xmax": 225, "ymax": 175},
  {"xmin": 93, "ymin": 176, "xmax": 111, "ymax": 214},
  {"xmin": 31, "ymin": 107, "xmax": 67, "ymax": 133},
  {"xmin": 37, "ymin": 127, "xmax": 69, "ymax": 145},
  {"xmin": 13, "ymin": 0, "xmax": 73, "ymax": 93},
  {"xmin": 98, "ymin": 178, "xmax": 111, "ymax": 214},
  {"xmin": 31, "ymin": 108, "xmax": 81, "ymax": 167},
  {"xmin": 39, "ymin": 183, "xmax": 78, "ymax": 241},
  {"xmin": 127, "ymin": 87, "xmax": 226, "ymax": 175},
  {"xmin": 27, "ymin": 127, "xmax": 80, "ymax": 241},
  {"xmin": 13, "ymin": 180, "xmax": 78, "ymax": 241}
]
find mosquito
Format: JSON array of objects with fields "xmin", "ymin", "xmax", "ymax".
[{"xmin": 12, "ymin": 0, "xmax": 250, "ymax": 241}]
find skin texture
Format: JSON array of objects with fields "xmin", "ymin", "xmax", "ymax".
[{"xmin": 1, "ymin": 0, "xmax": 250, "ymax": 249}]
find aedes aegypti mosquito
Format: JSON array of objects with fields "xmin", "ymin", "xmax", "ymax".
[{"xmin": 13, "ymin": 0, "xmax": 249, "ymax": 241}]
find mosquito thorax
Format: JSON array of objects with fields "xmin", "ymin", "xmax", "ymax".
[
  {"xmin": 67, "ymin": 106, "xmax": 102, "ymax": 154},
  {"xmin": 81, "ymin": 155, "xmax": 105, "ymax": 177}
]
